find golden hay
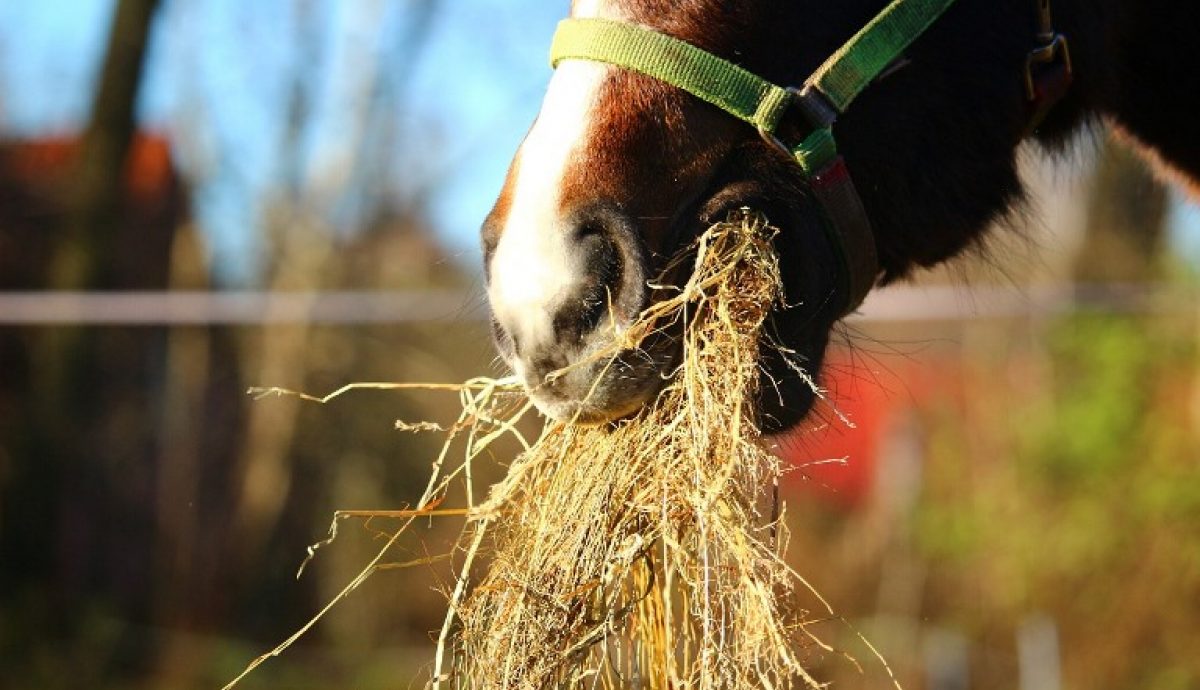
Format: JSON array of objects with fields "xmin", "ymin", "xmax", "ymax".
[
  {"xmin": 230, "ymin": 211, "xmax": 865, "ymax": 690},
  {"xmin": 451, "ymin": 210, "xmax": 821, "ymax": 690}
]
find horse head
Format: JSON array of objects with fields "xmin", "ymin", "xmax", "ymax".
[{"xmin": 482, "ymin": 0, "xmax": 1090, "ymax": 430}]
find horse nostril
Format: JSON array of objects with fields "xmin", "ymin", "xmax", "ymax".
[
  {"xmin": 552, "ymin": 283, "xmax": 608, "ymax": 344},
  {"xmin": 574, "ymin": 219, "xmax": 607, "ymax": 241},
  {"xmin": 551, "ymin": 217, "xmax": 624, "ymax": 344},
  {"xmin": 488, "ymin": 203, "xmax": 645, "ymax": 371}
]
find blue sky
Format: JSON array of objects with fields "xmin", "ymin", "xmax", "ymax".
[
  {"xmin": 1, "ymin": 0, "xmax": 1197, "ymax": 283},
  {"xmin": 0, "ymin": 0, "xmax": 561, "ymax": 283}
]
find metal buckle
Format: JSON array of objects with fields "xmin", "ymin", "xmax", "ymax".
[
  {"xmin": 758, "ymin": 126, "xmax": 793, "ymax": 159},
  {"xmin": 757, "ymin": 85, "xmax": 838, "ymax": 158},
  {"xmin": 1024, "ymin": 33, "xmax": 1072, "ymax": 101}
]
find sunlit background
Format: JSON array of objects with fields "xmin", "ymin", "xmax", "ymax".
[{"xmin": 1, "ymin": 1, "xmax": 1198, "ymax": 689}]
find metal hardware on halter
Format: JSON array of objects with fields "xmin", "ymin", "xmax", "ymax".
[
  {"xmin": 1023, "ymin": 0, "xmax": 1073, "ymax": 133},
  {"xmin": 550, "ymin": 0, "xmax": 962, "ymax": 316},
  {"xmin": 753, "ymin": 83, "xmax": 878, "ymax": 311},
  {"xmin": 1025, "ymin": 33, "xmax": 1072, "ymax": 101},
  {"xmin": 756, "ymin": 85, "xmax": 838, "ymax": 159},
  {"xmin": 757, "ymin": 88, "xmax": 802, "ymax": 158},
  {"xmin": 1035, "ymin": 0, "xmax": 1055, "ymax": 42}
]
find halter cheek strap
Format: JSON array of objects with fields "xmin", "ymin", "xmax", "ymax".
[{"xmin": 550, "ymin": 0, "xmax": 961, "ymax": 316}]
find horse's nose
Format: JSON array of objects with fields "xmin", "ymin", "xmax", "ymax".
[
  {"xmin": 487, "ymin": 207, "xmax": 643, "ymax": 383},
  {"xmin": 545, "ymin": 219, "xmax": 621, "ymax": 346}
]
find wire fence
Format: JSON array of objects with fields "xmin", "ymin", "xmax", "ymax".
[
  {"xmin": 0, "ymin": 289, "xmax": 483, "ymax": 325},
  {"xmin": 0, "ymin": 284, "xmax": 1193, "ymax": 326}
]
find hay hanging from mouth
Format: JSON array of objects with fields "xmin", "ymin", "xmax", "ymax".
[
  {"xmin": 451, "ymin": 210, "xmax": 826, "ymax": 689},
  {"xmin": 229, "ymin": 211, "xmax": 846, "ymax": 690}
]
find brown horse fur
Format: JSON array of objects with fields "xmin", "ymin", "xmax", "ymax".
[{"xmin": 482, "ymin": 0, "xmax": 1200, "ymax": 431}]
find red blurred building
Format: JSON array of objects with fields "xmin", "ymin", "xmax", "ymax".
[{"xmin": 0, "ymin": 133, "xmax": 185, "ymax": 289}]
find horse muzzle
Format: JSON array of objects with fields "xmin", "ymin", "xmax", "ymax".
[{"xmin": 486, "ymin": 203, "xmax": 667, "ymax": 423}]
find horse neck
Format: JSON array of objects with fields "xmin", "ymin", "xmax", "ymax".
[
  {"xmin": 604, "ymin": 1, "xmax": 1196, "ymax": 276},
  {"xmin": 836, "ymin": 0, "xmax": 1196, "ymax": 281},
  {"xmin": 1052, "ymin": 0, "xmax": 1200, "ymax": 187}
]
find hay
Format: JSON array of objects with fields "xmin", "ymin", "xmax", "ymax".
[
  {"xmin": 449, "ymin": 210, "xmax": 825, "ymax": 689},
  {"xmin": 229, "ymin": 211, "xmax": 853, "ymax": 690}
]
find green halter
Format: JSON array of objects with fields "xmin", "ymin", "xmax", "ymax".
[{"xmin": 550, "ymin": 0, "xmax": 960, "ymax": 315}]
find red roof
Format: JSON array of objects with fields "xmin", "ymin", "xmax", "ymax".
[{"xmin": 0, "ymin": 133, "xmax": 175, "ymax": 202}]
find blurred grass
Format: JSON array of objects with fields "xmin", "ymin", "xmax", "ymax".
[
  {"xmin": 787, "ymin": 307, "xmax": 1200, "ymax": 689},
  {"xmin": 918, "ymin": 312, "xmax": 1200, "ymax": 689}
]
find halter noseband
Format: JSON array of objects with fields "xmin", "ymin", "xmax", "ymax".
[
  {"xmin": 551, "ymin": 0, "xmax": 1073, "ymax": 317},
  {"xmin": 551, "ymin": 0, "xmax": 964, "ymax": 316}
]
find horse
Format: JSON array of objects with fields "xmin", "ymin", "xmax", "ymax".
[{"xmin": 480, "ymin": 0, "xmax": 1200, "ymax": 432}]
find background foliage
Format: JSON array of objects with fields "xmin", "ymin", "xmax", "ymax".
[{"xmin": 1, "ymin": 1, "xmax": 1198, "ymax": 688}]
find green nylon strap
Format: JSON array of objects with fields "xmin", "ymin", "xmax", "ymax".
[
  {"xmin": 550, "ymin": 18, "xmax": 793, "ymax": 135},
  {"xmin": 548, "ymin": 1, "xmax": 959, "ymax": 314},
  {"xmin": 811, "ymin": 0, "xmax": 958, "ymax": 112},
  {"xmin": 794, "ymin": 127, "xmax": 838, "ymax": 176},
  {"xmin": 551, "ymin": 0, "xmax": 958, "ymax": 134}
]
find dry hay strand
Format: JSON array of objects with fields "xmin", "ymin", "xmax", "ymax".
[
  {"xmin": 450, "ymin": 211, "xmax": 828, "ymax": 689},
  {"xmin": 228, "ymin": 211, "xmax": 860, "ymax": 690}
]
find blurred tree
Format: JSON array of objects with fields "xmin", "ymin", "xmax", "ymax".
[
  {"xmin": 3, "ymin": 2, "xmax": 508, "ymax": 687},
  {"xmin": 53, "ymin": 0, "xmax": 162, "ymax": 291},
  {"xmin": 4, "ymin": 0, "xmax": 173, "ymax": 685},
  {"xmin": 33, "ymin": 0, "xmax": 166, "ymax": 423}
]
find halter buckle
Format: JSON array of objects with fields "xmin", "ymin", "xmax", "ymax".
[
  {"xmin": 1022, "ymin": 32, "xmax": 1073, "ymax": 135},
  {"xmin": 757, "ymin": 85, "xmax": 838, "ymax": 159},
  {"xmin": 1024, "ymin": 33, "xmax": 1072, "ymax": 101},
  {"xmin": 757, "ymin": 121, "xmax": 793, "ymax": 159}
]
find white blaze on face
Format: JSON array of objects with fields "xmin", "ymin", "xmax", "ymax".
[
  {"xmin": 572, "ymin": 0, "xmax": 616, "ymax": 17},
  {"xmin": 488, "ymin": 0, "xmax": 628, "ymax": 375},
  {"xmin": 488, "ymin": 60, "xmax": 609, "ymax": 364}
]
